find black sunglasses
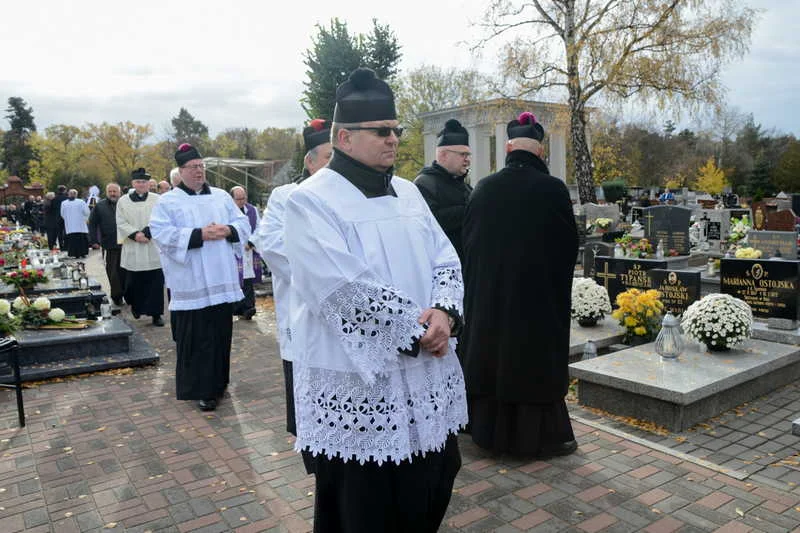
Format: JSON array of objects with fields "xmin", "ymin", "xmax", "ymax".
[{"xmin": 345, "ymin": 126, "xmax": 404, "ymax": 138}]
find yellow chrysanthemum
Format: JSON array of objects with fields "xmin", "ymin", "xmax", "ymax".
[
  {"xmin": 624, "ymin": 316, "xmax": 638, "ymax": 327},
  {"xmin": 634, "ymin": 326, "xmax": 647, "ymax": 335}
]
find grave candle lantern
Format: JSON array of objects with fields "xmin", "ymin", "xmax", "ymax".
[{"xmin": 655, "ymin": 312, "xmax": 684, "ymax": 360}]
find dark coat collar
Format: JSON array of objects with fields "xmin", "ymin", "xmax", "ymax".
[
  {"xmin": 178, "ymin": 181, "xmax": 211, "ymax": 195},
  {"xmin": 427, "ymin": 161, "xmax": 468, "ymax": 182},
  {"xmin": 129, "ymin": 191, "xmax": 148, "ymax": 202},
  {"xmin": 505, "ymin": 150, "xmax": 550, "ymax": 174},
  {"xmin": 328, "ymin": 148, "xmax": 396, "ymax": 198}
]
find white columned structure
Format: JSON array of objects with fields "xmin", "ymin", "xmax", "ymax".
[
  {"xmin": 467, "ymin": 126, "xmax": 490, "ymax": 186},
  {"xmin": 421, "ymin": 99, "xmax": 576, "ymax": 185},
  {"xmin": 549, "ymin": 128, "xmax": 567, "ymax": 180}
]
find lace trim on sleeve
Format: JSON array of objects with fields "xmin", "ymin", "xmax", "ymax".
[
  {"xmin": 431, "ymin": 267, "xmax": 464, "ymax": 317},
  {"xmin": 320, "ymin": 277, "xmax": 426, "ymax": 383}
]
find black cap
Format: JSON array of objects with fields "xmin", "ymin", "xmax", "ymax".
[
  {"xmin": 333, "ymin": 68, "xmax": 396, "ymax": 123},
  {"xmin": 175, "ymin": 143, "xmax": 203, "ymax": 166},
  {"xmin": 303, "ymin": 119, "xmax": 332, "ymax": 152},
  {"xmin": 131, "ymin": 167, "xmax": 151, "ymax": 181},
  {"xmin": 507, "ymin": 111, "xmax": 544, "ymax": 141},
  {"xmin": 437, "ymin": 119, "xmax": 469, "ymax": 147}
]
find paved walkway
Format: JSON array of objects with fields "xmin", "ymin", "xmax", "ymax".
[{"xmin": 0, "ymin": 249, "xmax": 798, "ymax": 532}]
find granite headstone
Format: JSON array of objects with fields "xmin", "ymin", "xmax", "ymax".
[
  {"xmin": 649, "ymin": 269, "xmax": 701, "ymax": 316},
  {"xmin": 593, "ymin": 256, "xmax": 668, "ymax": 301},
  {"xmin": 765, "ymin": 209, "xmax": 797, "ymax": 232},
  {"xmin": 746, "ymin": 231, "xmax": 798, "ymax": 259},
  {"xmin": 720, "ymin": 259, "xmax": 800, "ymax": 321},
  {"xmin": 642, "ymin": 205, "xmax": 692, "ymax": 255}
]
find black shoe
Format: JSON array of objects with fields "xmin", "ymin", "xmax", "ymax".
[
  {"xmin": 198, "ymin": 399, "xmax": 217, "ymax": 411},
  {"xmin": 243, "ymin": 308, "xmax": 256, "ymax": 320},
  {"xmin": 152, "ymin": 315, "xmax": 164, "ymax": 327},
  {"xmin": 540, "ymin": 440, "xmax": 578, "ymax": 458},
  {"xmin": 132, "ymin": 311, "xmax": 140, "ymax": 319}
]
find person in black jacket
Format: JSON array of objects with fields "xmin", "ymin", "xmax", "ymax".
[
  {"xmin": 88, "ymin": 183, "xmax": 126, "ymax": 306},
  {"xmin": 414, "ymin": 119, "xmax": 472, "ymax": 262},
  {"xmin": 46, "ymin": 185, "xmax": 68, "ymax": 249},
  {"xmin": 462, "ymin": 111, "xmax": 579, "ymax": 458}
]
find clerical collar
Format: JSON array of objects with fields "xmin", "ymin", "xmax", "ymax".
[
  {"xmin": 505, "ymin": 150, "xmax": 550, "ymax": 174},
  {"xmin": 328, "ymin": 148, "xmax": 396, "ymax": 198},
  {"xmin": 294, "ymin": 167, "xmax": 311, "ymax": 184},
  {"xmin": 67, "ymin": 197, "xmax": 75, "ymax": 201},
  {"xmin": 177, "ymin": 181, "xmax": 211, "ymax": 196},
  {"xmin": 129, "ymin": 191, "xmax": 148, "ymax": 202},
  {"xmin": 432, "ymin": 161, "xmax": 467, "ymax": 182}
]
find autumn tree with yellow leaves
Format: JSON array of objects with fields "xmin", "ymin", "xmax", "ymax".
[{"xmin": 695, "ymin": 157, "xmax": 726, "ymax": 195}]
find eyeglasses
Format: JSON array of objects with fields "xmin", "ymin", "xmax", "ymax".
[
  {"xmin": 345, "ymin": 126, "xmax": 404, "ymax": 138},
  {"xmin": 444, "ymin": 149, "xmax": 471, "ymax": 158},
  {"xmin": 182, "ymin": 163, "xmax": 206, "ymax": 170}
]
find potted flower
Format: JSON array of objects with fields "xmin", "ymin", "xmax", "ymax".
[
  {"xmin": 594, "ymin": 217, "xmax": 613, "ymax": 233},
  {"xmin": 734, "ymin": 247, "xmax": 762, "ymax": 259},
  {"xmin": 1, "ymin": 268, "xmax": 48, "ymax": 293},
  {"xmin": 571, "ymin": 278, "xmax": 612, "ymax": 327},
  {"xmin": 0, "ymin": 298, "xmax": 20, "ymax": 336},
  {"xmin": 13, "ymin": 296, "xmax": 71, "ymax": 329},
  {"xmin": 681, "ymin": 293, "xmax": 752, "ymax": 352},
  {"xmin": 727, "ymin": 215, "xmax": 751, "ymax": 245},
  {"xmin": 611, "ymin": 288, "xmax": 664, "ymax": 344}
]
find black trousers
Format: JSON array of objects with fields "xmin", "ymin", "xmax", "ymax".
[
  {"xmin": 233, "ymin": 278, "xmax": 255, "ymax": 315},
  {"xmin": 103, "ymin": 248, "xmax": 126, "ymax": 303},
  {"xmin": 303, "ymin": 434, "xmax": 461, "ymax": 533},
  {"xmin": 124, "ymin": 269, "xmax": 165, "ymax": 317}
]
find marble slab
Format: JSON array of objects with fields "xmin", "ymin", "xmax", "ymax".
[{"xmin": 570, "ymin": 338, "xmax": 800, "ymax": 431}]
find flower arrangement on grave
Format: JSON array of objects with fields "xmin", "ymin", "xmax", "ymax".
[
  {"xmin": 11, "ymin": 296, "xmax": 72, "ymax": 329},
  {"xmin": 681, "ymin": 293, "xmax": 752, "ymax": 352},
  {"xmin": 571, "ymin": 278, "xmax": 612, "ymax": 326},
  {"xmin": 611, "ymin": 288, "xmax": 664, "ymax": 343},
  {"xmin": 727, "ymin": 215, "xmax": 751, "ymax": 244},
  {"xmin": 734, "ymin": 247, "xmax": 762, "ymax": 259},
  {"xmin": 668, "ymin": 248, "xmax": 679, "ymax": 257},
  {"xmin": 614, "ymin": 234, "xmax": 653, "ymax": 258},
  {"xmin": 594, "ymin": 217, "xmax": 613, "ymax": 231},
  {"xmin": 0, "ymin": 299, "xmax": 20, "ymax": 336},
  {"xmin": 0, "ymin": 268, "xmax": 48, "ymax": 291}
]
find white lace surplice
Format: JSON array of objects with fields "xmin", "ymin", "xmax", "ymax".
[{"xmin": 285, "ymin": 169, "xmax": 468, "ymax": 465}]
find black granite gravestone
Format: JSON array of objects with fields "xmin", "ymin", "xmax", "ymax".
[
  {"xmin": 720, "ymin": 259, "xmax": 800, "ymax": 320},
  {"xmin": 642, "ymin": 205, "xmax": 692, "ymax": 255},
  {"xmin": 649, "ymin": 269, "xmax": 702, "ymax": 316},
  {"xmin": 593, "ymin": 257, "xmax": 668, "ymax": 302}
]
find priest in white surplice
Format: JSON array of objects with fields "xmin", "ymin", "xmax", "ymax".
[
  {"xmin": 60, "ymin": 189, "xmax": 90, "ymax": 258},
  {"xmin": 150, "ymin": 144, "xmax": 251, "ymax": 412},
  {"xmin": 285, "ymin": 68, "xmax": 467, "ymax": 533},
  {"xmin": 116, "ymin": 168, "xmax": 164, "ymax": 326},
  {"xmin": 251, "ymin": 117, "xmax": 331, "ymax": 438}
]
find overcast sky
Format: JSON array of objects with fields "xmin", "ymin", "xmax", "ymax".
[{"xmin": 1, "ymin": 0, "xmax": 797, "ymax": 138}]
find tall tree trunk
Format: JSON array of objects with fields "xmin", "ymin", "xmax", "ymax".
[
  {"xmin": 570, "ymin": 99, "xmax": 595, "ymax": 204},
  {"xmin": 563, "ymin": 0, "xmax": 596, "ymax": 204}
]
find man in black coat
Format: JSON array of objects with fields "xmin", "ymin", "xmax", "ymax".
[
  {"xmin": 88, "ymin": 183, "xmax": 126, "ymax": 307},
  {"xmin": 414, "ymin": 119, "xmax": 472, "ymax": 262},
  {"xmin": 47, "ymin": 185, "xmax": 68, "ymax": 249},
  {"xmin": 462, "ymin": 111, "xmax": 579, "ymax": 458}
]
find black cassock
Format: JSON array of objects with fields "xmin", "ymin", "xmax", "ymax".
[
  {"xmin": 174, "ymin": 302, "xmax": 233, "ymax": 400},
  {"xmin": 461, "ymin": 150, "xmax": 578, "ymax": 456}
]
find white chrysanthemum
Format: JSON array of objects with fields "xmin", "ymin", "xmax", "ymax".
[
  {"xmin": 12, "ymin": 296, "xmax": 27, "ymax": 310},
  {"xmin": 0, "ymin": 299, "xmax": 10, "ymax": 315},
  {"xmin": 32, "ymin": 297, "xmax": 51, "ymax": 311},
  {"xmin": 48, "ymin": 308, "xmax": 65, "ymax": 323},
  {"xmin": 571, "ymin": 278, "xmax": 613, "ymax": 320},
  {"xmin": 681, "ymin": 293, "xmax": 753, "ymax": 350}
]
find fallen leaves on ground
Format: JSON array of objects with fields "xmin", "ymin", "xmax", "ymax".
[{"xmin": 581, "ymin": 406, "xmax": 670, "ymax": 436}]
